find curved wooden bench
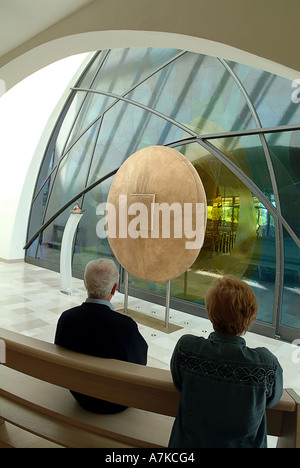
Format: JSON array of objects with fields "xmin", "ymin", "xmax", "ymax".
[{"xmin": 0, "ymin": 328, "xmax": 299, "ymax": 448}]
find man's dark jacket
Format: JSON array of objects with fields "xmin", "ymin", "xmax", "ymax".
[{"xmin": 55, "ymin": 299, "xmax": 148, "ymax": 413}]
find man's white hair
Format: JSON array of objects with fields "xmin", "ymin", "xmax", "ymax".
[{"xmin": 84, "ymin": 259, "xmax": 119, "ymax": 299}]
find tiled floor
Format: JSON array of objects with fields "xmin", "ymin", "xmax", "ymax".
[{"xmin": 0, "ymin": 260, "xmax": 299, "ymax": 447}]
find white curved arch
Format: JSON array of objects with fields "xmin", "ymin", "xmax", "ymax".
[{"xmin": 1, "ymin": 30, "xmax": 299, "ymax": 93}]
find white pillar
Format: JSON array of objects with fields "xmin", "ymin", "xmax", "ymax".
[{"xmin": 60, "ymin": 213, "xmax": 83, "ymax": 295}]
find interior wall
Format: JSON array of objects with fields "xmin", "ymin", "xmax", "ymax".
[{"xmin": 0, "ymin": 53, "xmax": 90, "ymax": 260}]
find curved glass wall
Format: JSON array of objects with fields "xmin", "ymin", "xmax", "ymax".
[{"xmin": 25, "ymin": 48, "xmax": 300, "ymax": 342}]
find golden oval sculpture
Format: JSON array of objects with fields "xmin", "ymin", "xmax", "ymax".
[{"xmin": 106, "ymin": 146, "xmax": 207, "ymax": 282}]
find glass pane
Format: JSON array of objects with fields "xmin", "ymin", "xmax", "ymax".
[
  {"xmin": 27, "ymin": 181, "xmax": 51, "ymax": 242},
  {"xmin": 36, "ymin": 204, "xmax": 74, "ymax": 265},
  {"xmin": 56, "ymin": 93, "xmax": 88, "ymax": 160},
  {"xmin": 72, "ymin": 175, "xmax": 116, "ymax": 272},
  {"xmin": 183, "ymin": 143, "xmax": 275, "ymax": 323},
  {"xmin": 281, "ymin": 230, "xmax": 300, "ymax": 330},
  {"xmin": 26, "ymin": 237, "xmax": 38, "ymax": 258},
  {"xmin": 127, "ymin": 52, "xmax": 257, "ymax": 134},
  {"xmin": 78, "ymin": 51, "xmax": 107, "ymax": 89},
  {"xmin": 127, "ymin": 272, "xmax": 168, "ymax": 297},
  {"xmin": 33, "ymin": 149, "xmax": 55, "ymax": 199},
  {"xmin": 32, "ymin": 92, "xmax": 87, "ymax": 200},
  {"xmin": 265, "ymin": 131, "xmax": 300, "ymax": 238},
  {"xmin": 86, "ymin": 100, "xmax": 185, "ymax": 186},
  {"xmin": 64, "ymin": 93, "xmax": 116, "ymax": 155},
  {"xmin": 228, "ymin": 61, "xmax": 300, "ymax": 127},
  {"xmin": 209, "ymin": 134, "xmax": 273, "ymax": 198},
  {"xmin": 44, "ymin": 122, "xmax": 100, "ymax": 223},
  {"xmin": 92, "ymin": 47, "xmax": 181, "ymax": 95},
  {"xmin": 244, "ymin": 203, "xmax": 276, "ymax": 324}
]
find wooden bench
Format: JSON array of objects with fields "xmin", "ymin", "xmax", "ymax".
[{"xmin": 0, "ymin": 328, "xmax": 299, "ymax": 448}]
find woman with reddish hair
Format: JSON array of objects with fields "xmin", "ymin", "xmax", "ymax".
[{"xmin": 169, "ymin": 275, "xmax": 283, "ymax": 448}]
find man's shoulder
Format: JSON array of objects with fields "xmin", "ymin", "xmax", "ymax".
[
  {"xmin": 58, "ymin": 303, "xmax": 85, "ymax": 318},
  {"xmin": 57, "ymin": 302, "xmax": 138, "ymax": 332},
  {"xmin": 111, "ymin": 310, "xmax": 137, "ymax": 328}
]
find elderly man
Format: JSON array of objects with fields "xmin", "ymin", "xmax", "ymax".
[{"xmin": 55, "ymin": 258, "xmax": 148, "ymax": 413}]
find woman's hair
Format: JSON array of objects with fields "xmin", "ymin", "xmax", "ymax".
[
  {"xmin": 84, "ymin": 259, "xmax": 119, "ymax": 299},
  {"xmin": 205, "ymin": 275, "xmax": 258, "ymax": 337}
]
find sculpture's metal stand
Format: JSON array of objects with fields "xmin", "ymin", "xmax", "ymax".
[
  {"xmin": 165, "ymin": 280, "xmax": 171, "ymax": 329},
  {"xmin": 123, "ymin": 270, "xmax": 171, "ymax": 328},
  {"xmin": 60, "ymin": 213, "xmax": 83, "ymax": 295},
  {"xmin": 124, "ymin": 270, "xmax": 129, "ymax": 314}
]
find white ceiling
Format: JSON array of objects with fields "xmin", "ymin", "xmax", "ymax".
[
  {"xmin": 0, "ymin": 0, "xmax": 299, "ymax": 89},
  {"xmin": 0, "ymin": 0, "xmax": 94, "ymax": 57}
]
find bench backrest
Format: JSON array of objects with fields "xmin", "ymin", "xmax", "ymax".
[
  {"xmin": 0, "ymin": 328, "xmax": 180, "ymax": 416},
  {"xmin": 0, "ymin": 327, "xmax": 299, "ymax": 446}
]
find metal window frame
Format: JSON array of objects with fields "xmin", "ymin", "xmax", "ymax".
[{"xmin": 24, "ymin": 48, "xmax": 300, "ymax": 342}]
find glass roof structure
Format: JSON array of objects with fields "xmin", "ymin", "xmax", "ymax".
[{"xmin": 25, "ymin": 48, "xmax": 300, "ymax": 342}]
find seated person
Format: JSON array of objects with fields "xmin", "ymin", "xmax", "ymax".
[
  {"xmin": 55, "ymin": 258, "xmax": 148, "ymax": 413},
  {"xmin": 168, "ymin": 275, "xmax": 283, "ymax": 448}
]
